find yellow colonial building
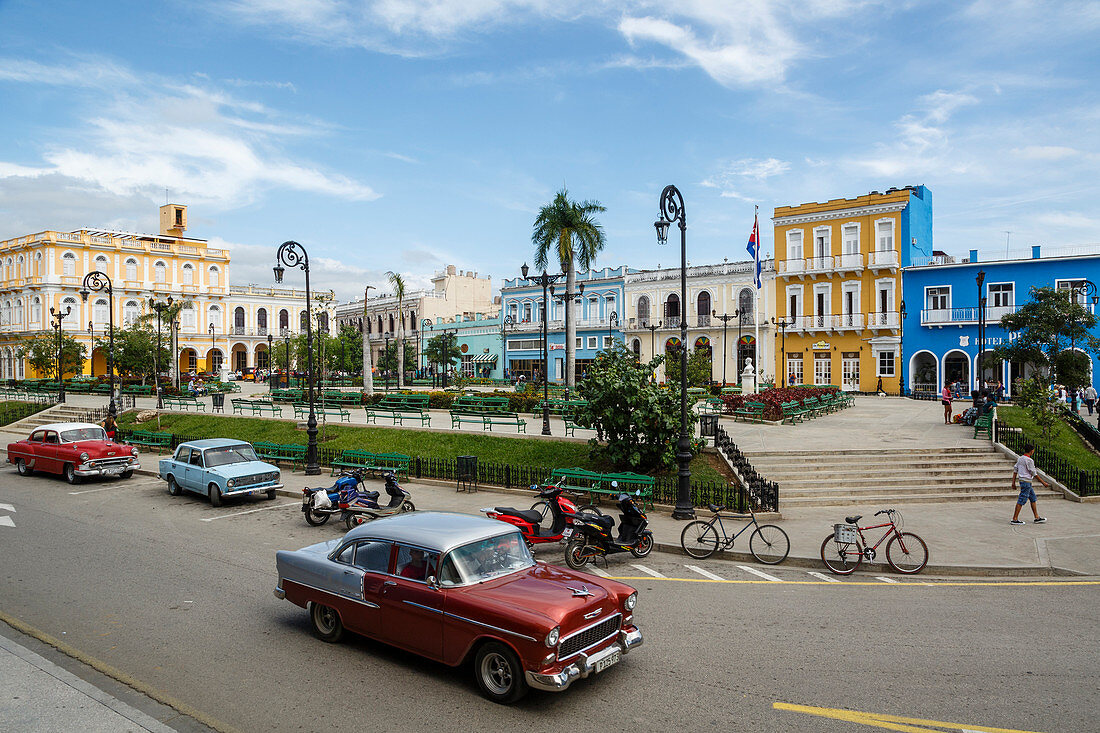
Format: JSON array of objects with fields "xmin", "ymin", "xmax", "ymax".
[
  {"xmin": 771, "ymin": 186, "xmax": 933, "ymax": 392},
  {"xmin": 0, "ymin": 204, "xmax": 333, "ymax": 379}
]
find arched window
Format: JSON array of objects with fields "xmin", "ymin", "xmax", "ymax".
[
  {"xmin": 257, "ymin": 308, "xmax": 268, "ymax": 331},
  {"xmin": 93, "ymin": 298, "xmax": 109, "ymax": 325},
  {"xmin": 388, "ymin": 314, "xmax": 395, "ymax": 333},
  {"xmin": 35, "ymin": 252, "xmax": 43, "ymax": 278},
  {"xmin": 125, "ymin": 258, "xmax": 138, "ymax": 280},
  {"xmin": 209, "ymin": 305, "xmax": 221, "ymax": 330},
  {"xmin": 182, "ymin": 263, "xmax": 194, "ymax": 285},
  {"xmin": 2, "ymin": 300, "xmax": 10, "ymax": 326},
  {"xmin": 61, "ymin": 297, "xmax": 79, "ymax": 329},
  {"xmin": 377, "ymin": 315, "xmax": 383, "ymax": 334},
  {"xmin": 697, "ymin": 291, "xmax": 711, "ymax": 322},
  {"xmin": 739, "ymin": 288, "xmax": 754, "ymax": 323},
  {"xmin": 63, "ymin": 252, "xmax": 77, "ymax": 276},
  {"xmin": 632, "ymin": 339, "xmax": 641, "ymax": 359},
  {"xmin": 234, "ymin": 306, "xmax": 245, "ymax": 329},
  {"xmin": 5, "ymin": 258, "xmax": 11, "ymax": 281},
  {"xmin": 16, "ymin": 256, "xmax": 24, "ymax": 279},
  {"xmin": 410, "ymin": 311, "xmax": 417, "ymax": 331},
  {"xmin": 208, "ymin": 266, "xmax": 220, "ymax": 287},
  {"xmin": 318, "ymin": 312, "xmax": 329, "ymax": 333},
  {"xmin": 300, "ymin": 310, "xmax": 308, "ymax": 331},
  {"xmin": 94, "ymin": 255, "xmax": 109, "ymax": 274},
  {"xmin": 31, "ymin": 297, "xmax": 41, "ymax": 325},
  {"xmin": 665, "ymin": 293, "xmax": 680, "ymax": 322},
  {"xmin": 123, "ymin": 301, "xmax": 139, "ymax": 326},
  {"xmin": 279, "ymin": 309, "xmax": 289, "ymax": 333},
  {"xmin": 637, "ymin": 296, "xmax": 650, "ymax": 325},
  {"xmin": 154, "ymin": 261, "xmax": 166, "ymax": 283},
  {"xmin": 14, "ymin": 298, "xmax": 23, "ymax": 326},
  {"xmin": 181, "ymin": 303, "xmax": 196, "ymax": 330}
]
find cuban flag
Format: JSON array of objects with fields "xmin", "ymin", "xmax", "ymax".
[{"xmin": 746, "ymin": 208, "xmax": 761, "ymax": 289}]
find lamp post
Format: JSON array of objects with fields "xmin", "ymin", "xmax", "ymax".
[
  {"xmin": 208, "ymin": 323, "xmax": 216, "ymax": 375},
  {"xmin": 80, "ymin": 272, "xmax": 116, "ymax": 418},
  {"xmin": 383, "ymin": 333, "xmax": 392, "ymax": 392},
  {"xmin": 274, "ymin": 240, "xmax": 320, "ymax": 476},
  {"xmin": 607, "ymin": 311, "xmax": 618, "ymax": 348},
  {"xmin": 645, "ymin": 320, "xmax": 661, "ymax": 366},
  {"xmin": 712, "ymin": 309, "xmax": 739, "ymax": 386},
  {"xmin": 88, "ymin": 320, "xmax": 95, "ymax": 378},
  {"xmin": 172, "ymin": 318, "xmax": 180, "ymax": 391},
  {"xmin": 266, "ymin": 333, "xmax": 274, "ymax": 393},
  {"xmin": 976, "ymin": 270, "xmax": 986, "ymax": 393},
  {"xmin": 422, "ymin": 318, "xmax": 434, "ymax": 387},
  {"xmin": 654, "ymin": 184, "xmax": 695, "ymax": 520},
  {"xmin": 502, "ymin": 314, "xmax": 514, "ymax": 382},
  {"xmin": 771, "ymin": 316, "xmax": 795, "ymax": 388},
  {"xmin": 284, "ymin": 334, "xmax": 292, "ymax": 390},
  {"xmin": 520, "ymin": 263, "xmax": 563, "ymax": 436},
  {"xmin": 1067, "ymin": 281, "xmax": 1098, "ymax": 393},
  {"xmin": 49, "ymin": 305, "xmax": 71, "ymax": 403},
  {"xmin": 149, "ymin": 297, "xmax": 172, "ymax": 409},
  {"xmin": 899, "ymin": 299, "xmax": 907, "ymax": 396}
]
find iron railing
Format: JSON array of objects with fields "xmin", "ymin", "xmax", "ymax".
[
  {"xmin": 994, "ymin": 421, "xmax": 1100, "ymax": 497},
  {"xmin": 712, "ymin": 423, "xmax": 780, "ymax": 511}
]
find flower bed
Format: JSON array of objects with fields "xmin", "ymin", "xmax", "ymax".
[{"xmin": 721, "ymin": 386, "xmax": 840, "ymax": 421}]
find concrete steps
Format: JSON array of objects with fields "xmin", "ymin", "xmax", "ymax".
[{"xmin": 5, "ymin": 404, "xmax": 108, "ymax": 434}]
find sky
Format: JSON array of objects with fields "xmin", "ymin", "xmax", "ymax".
[{"xmin": 0, "ymin": 0, "xmax": 1097, "ymax": 302}]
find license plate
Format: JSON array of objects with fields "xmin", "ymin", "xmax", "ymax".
[
  {"xmin": 104, "ymin": 467, "xmax": 123, "ymax": 475},
  {"xmin": 594, "ymin": 651, "xmax": 620, "ymax": 673},
  {"xmin": 562, "ymin": 528, "xmax": 573, "ymax": 539}
]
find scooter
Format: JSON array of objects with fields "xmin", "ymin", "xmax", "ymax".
[
  {"xmin": 481, "ymin": 480, "xmax": 601, "ymax": 548},
  {"xmin": 564, "ymin": 485, "xmax": 654, "ymax": 569},
  {"xmin": 342, "ymin": 473, "xmax": 415, "ymax": 530},
  {"xmin": 302, "ymin": 469, "xmax": 377, "ymax": 526}
]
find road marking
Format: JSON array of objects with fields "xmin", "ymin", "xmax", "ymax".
[
  {"xmin": 0, "ymin": 516, "xmax": 13, "ymax": 528},
  {"xmin": 630, "ymin": 564, "xmax": 666, "ymax": 578},
  {"xmin": 774, "ymin": 701, "xmax": 1046, "ymax": 732},
  {"xmin": 200, "ymin": 502, "xmax": 301, "ymax": 522},
  {"xmin": 0, "ymin": 502, "xmax": 14, "ymax": 512},
  {"xmin": 685, "ymin": 565, "xmax": 724, "ymax": 581},
  {"xmin": 594, "ymin": 575, "xmax": 1100, "ymax": 588},
  {"xmin": 69, "ymin": 486, "xmax": 124, "ymax": 495},
  {"xmin": 807, "ymin": 571, "xmax": 841, "ymax": 583},
  {"xmin": 738, "ymin": 565, "xmax": 783, "ymax": 582},
  {"xmin": 876, "ymin": 576, "xmax": 900, "ymax": 584},
  {"xmin": 587, "ymin": 566, "xmax": 611, "ymax": 578}
]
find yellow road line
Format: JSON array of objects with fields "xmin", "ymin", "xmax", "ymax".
[
  {"xmin": 774, "ymin": 701, "xmax": 1047, "ymax": 733},
  {"xmin": 601, "ymin": 575, "xmax": 1099, "ymax": 587}
]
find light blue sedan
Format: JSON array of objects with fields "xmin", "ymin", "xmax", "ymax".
[{"xmin": 158, "ymin": 438, "xmax": 282, "ymax": 506}]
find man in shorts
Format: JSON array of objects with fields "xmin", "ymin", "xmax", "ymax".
[{"xmin": 1011, "ymin": 446, "xmax": 1049, "ymax": 525}]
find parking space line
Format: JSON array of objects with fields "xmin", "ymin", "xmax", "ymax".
[
  {"xmin": 876, "ymin": 576, "xmax": 900, "ymax": 584},
  {"xmin": 0, "ymin": 516, "xmax": 13, "ymax": 528},
  {"xmin": 807, "ymin": 571, "xmax": 841, "ymax": 583},
  {"xmin": 200, "ymin": 502, "xmax": 301, "ymax": 522},
  {"xmin": 68, "ymin": 486, "xmax": 134, "ymax": 495},
  {"xmin": 738, "ymin": 565, "xmax": 783, "ymax": 582},
  {"xmin": 587, "ymin": 566, "xmax": 611, "ymax": 578},
  {"xmin": 630, "ymin": 564, "xmax": 666, "ymax": 578},
  {"xmin": 685, "ymin": 565, "xmax": 723, "ymax": 581}
]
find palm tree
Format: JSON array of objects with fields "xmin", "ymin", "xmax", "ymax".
[
  {"xmin": 531, "ymin": 188, "xmax": 606, "ymax": 387},
  {"xmin": 361, "ymin": 285, "xmax": 375, "ymax": 395},
  {"xmin": 387, "ymin": 271, "xmax": 407, "ymax": 389}
]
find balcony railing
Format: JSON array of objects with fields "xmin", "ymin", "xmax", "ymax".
[
  {"xmin": 805, "ymin": 256, "xmax": 833, "ymax": 273},
  {"xmin": 921, "ymin": 305, "xmax": 1018, "ymax": 325},
  {"xmin": 665, "ymin": 316, "xmax": 681, "ymax": 328},
  {"xmin": 777, "ymin": 259, "xmax": 804, "ymax": 274},
  {"xmin": 867, "ymin": 311, "xmax": 900, "ymax": 328},
  {"xmin": 836, "ymin": 253, "xmax": 864, "ymax": 270},
  {"xmin": 868, "ymin": 250, "xmax": 899, "ymax": 268},
  {"xmin": 696, "ymin": 314, "xmax": 711, "ymax": 327}
]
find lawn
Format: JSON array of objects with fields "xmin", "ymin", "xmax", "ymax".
[
  {"xmin": 996, "ymin": 406, "xmax": 1100, "ymax": 471},
  {"xmin": 118, "ymin": 412, "xmax": 727, "ymax": 484}
]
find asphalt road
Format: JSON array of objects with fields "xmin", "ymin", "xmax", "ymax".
[{"xmin": 1, "ymin": 470, "xmax": 1097, "ymax": 733}]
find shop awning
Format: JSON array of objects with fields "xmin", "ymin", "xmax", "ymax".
[{"xmin": 471, "ymin": 353, "xmax": 498, "ymax": 363}]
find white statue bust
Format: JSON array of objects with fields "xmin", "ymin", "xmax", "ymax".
[{"xmin": 742, "ymin": 357, "xmax": 755, "ymax": 375}]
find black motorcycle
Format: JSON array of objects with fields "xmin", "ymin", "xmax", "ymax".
[{"xmin": 564, "ymin": 489, "xmax": 654, "ymax": 569}]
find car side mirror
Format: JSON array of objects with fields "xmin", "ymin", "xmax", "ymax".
[{"xmin": 426, "ymin": 575, "xmax": 439, "ymax": 590}]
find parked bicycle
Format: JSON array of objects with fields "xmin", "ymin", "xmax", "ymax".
[
  {"xmin": 820, "ymin": 509, "xmax": 928, "ymax": 575},
  {"xmin": 680, "ymin": 503, "xmax": 790, "ymax": 564}
]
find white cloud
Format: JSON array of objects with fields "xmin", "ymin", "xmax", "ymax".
[{"xmin": 1012, "ymin": 145, "xmax": 1082, "ymax": 161}]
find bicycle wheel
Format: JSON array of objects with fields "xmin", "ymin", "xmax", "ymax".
[
  {"xmin": 530, "ymin": 501, "xmax": 551, "ymax": 522},
  {"xmin": 820, "ymin": 534, "xmax": 862, "ymax": 575},
  {"xmin": 886, "ymin": 532, "xmax": 928, "ymax": 574},
  {"xmin": 749, "ymin": 524, "xmax": 790, "ymax": 565},
  {"xmin": 681, "ymin": 521, "xmax": 720, "ymax": 559}
]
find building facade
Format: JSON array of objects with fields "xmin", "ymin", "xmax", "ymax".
[
  {"xmin": 902, "ymin": 245, "xmax": 1100, "ymax": 396},
  {"xmin": 420, "ymin": 314, "xmax": 504, "ymax": 380},
  {"xmin": 772, "ymin": 186, "xmax": 933, "ymax": 391},
  {"xmin": 623, "ymin": 260, "xmax": 775, "ymax": 384},
  {"xmin": 0, "ymin": 204, "xmax": 333, "ymax": 379},
  {"xmin": 500, "ymin": 266, "xmax": 631, "ymax": 382}
]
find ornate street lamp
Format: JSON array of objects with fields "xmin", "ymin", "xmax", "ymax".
[
  {"xmin": 149, "ymin": 296, "xmax": 172, "ymax": 409},
  {"xmin": 645, "ymin": 320, "xmax": 661, "ymax": 365},
  {"xmin": 208, "ymin": 323, "xmax": 216, "ymax": 375},
  {"xmin": 383, "ymin": 332, "xmax": 391, "ymax": 391},
  {"xmin": 88, "ymin": 320, "xmax": 95, "ymax": 378},
  {"xmin": 899, "ymin": 300, "xmax": 907, "ymax": 396},
  {"xmin": 1067, "ymin": 280, "xmax": 1098, "ymax": 384},
  {"xmin": 654, "ymin": 185, "xmax": 695, "ymax": 520},
  {"xmin": 284, "ymin": 333, "xmax": 292, "ymax": 390},
  {"xmin": 49, "ymin": 305, "xmax": 71, "ymax": 403},
  {"xmin": 712, "ymin": 309, "xmax": 739, "ymax": 386},
  {"xmin": 520, "ymin": 262, "xmax": 564, "ymax": 436},
  {"xmin": 266, "ymin": 332, "xmax": 274, "ymax": 393},
  {"xmin": 976, "ymin": 270, "xmax": 986, "ymax": 393},
  {"xmin": 771, "ymin": 316, "xmax": 795, "ymax": 388},
  {"xmin": 80, "ymin": 272, "xmax": 116, "ymax": 417},
  {"xmin": 608, "ymin": 311, "xmax": 618, "ymax": 348},
  {"xmin": 422, "ymin": 318, "xmax": 434, "ymax": 387},
  {"xmin": 502, "ymin": 314, "xmax": 514, "ymax": 381},
  {"xmin": 274, "ymin": 240, "xmax": 320, "ymax": 475}
]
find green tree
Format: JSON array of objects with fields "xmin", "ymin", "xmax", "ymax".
[
  {"xmin": 423, "ymin": 333, "xmax": 461, "ymax": 375},
  {"xmin": 95, "ymin": 324, "xmax": 171, "ymax": 382},
  {"xmin": 532, "ymin": 188, "xmax": 606, "ymax": 389},
  {"xmin": 19, "ymin": 332, "xmax": 86, "ymax": 380},
  {"xmin": 1015, "ymin": 376, "xmax": 1061, "ymax": 446},
  {"xmin": 335, "ymin": 324, "xmax": 363, "ymax": 374},
  {"xmin": 387, "ymin": 271, "xmax": 407, "ymax": 388},
  {"xmin": 666, "ymin": 347, "xmax": 712, "ymax": 388},
  {"xmin": 994, "ymin": 286, "xmax": 1100, "ymax": 388},
  {"xmin": 378, "ymin": 340, "xmax": 417, "ymax": 374},
  {"xmin": 576, "ymin": 342, "xmax": 688, "ymax": 471}
]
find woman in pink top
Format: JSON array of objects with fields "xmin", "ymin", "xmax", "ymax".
[{"xmin": 941, "ymin": 384, "xmax": 953, "ymax": 424}]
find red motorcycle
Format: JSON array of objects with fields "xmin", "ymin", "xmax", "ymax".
[{"xmin": 482, "ymin": 480, "xmax": 601, "ymax": 547}]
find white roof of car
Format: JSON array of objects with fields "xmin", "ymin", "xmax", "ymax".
[
  {"xmin": 345, "ymin": 512, "xmax": 519, "ymax": 554},
  {"xmin": 34, "ymin": 423, "xmax": 104, "ymax": 433}
]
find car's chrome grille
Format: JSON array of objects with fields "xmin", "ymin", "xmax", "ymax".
[
  {"xmin": 235, "ymin": 473, "xmax": 275, "ymax": 487},
  {"xmin": 88, "ymin": 458, "xmax": 130, "ymax": 469},
  {"xmin": 559, "ymin": 613, "xmax": 621, "ymax": 659}
]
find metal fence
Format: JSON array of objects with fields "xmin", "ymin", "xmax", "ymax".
[
  {"xmin": 994, "ymin": 422, "xmax": 1100, "ymax": 497},
  {"xmin": 712, "ymin": 424, "xmax": 780, "ymax": 512},
  {"xmin": 0, "ymin": 398, "xmax": 57, "ymax": 428}
]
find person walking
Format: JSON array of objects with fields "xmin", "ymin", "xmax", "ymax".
[
  {"xmin": 1011, "ymin": 446, "xmax": 1048, "ymax": 525},
  {"xmin": 1085, "ymin": 384, "xmax": 1097, "ymax": 416},
  {"xmin": 941, "ymin": 383, "xmax": 953, "ymax": 424}
]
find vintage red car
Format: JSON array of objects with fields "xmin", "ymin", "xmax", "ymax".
[
  {"xmin": 275, "ymin": 512, "xmax": 642, "ymax": 703},
  {"xmin": 6, "ymin": 422, "xmax": 140, "ymax": 484}
]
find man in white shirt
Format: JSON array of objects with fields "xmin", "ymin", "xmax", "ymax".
[
  {"xmin": 1084, "ymin": 385, "xmax": 1097, "ymax": 416},
  {"xmin": 1011, "ymin": 446, "xmax": 1049, "ymax": 525}
]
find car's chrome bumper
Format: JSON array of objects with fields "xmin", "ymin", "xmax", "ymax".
[
  {"xmin": 224, "ymin": 483, "xmax": 282, "ymax": 497},
  {"xmin": 74, "ymin": 461, "xmax": 140, "ymax": 477},
  {"xmin": 273, "ymin": 583, "xmax": 285, "ymax": 600},
  {"xmin": 526, "ymin": 627, "xmax": 642, "ymax": 692}
]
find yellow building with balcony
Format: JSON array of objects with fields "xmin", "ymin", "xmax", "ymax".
[
  {"xmin": 771, "ymin": 186, "xmax": 932, "ymax": 392},
  {"xmin": 0, "ymin": 204, "xmax": 333, "ymax": 379}
]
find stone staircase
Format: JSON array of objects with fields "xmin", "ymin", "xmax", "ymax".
[
  {"xmin": 744, "ymin": 446, "xmax": 1063, "ymax": 507},
  {"xmin": 3, "ymin": 404, "xmax": 110, "ymax": 434}
]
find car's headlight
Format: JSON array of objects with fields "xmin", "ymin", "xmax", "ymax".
[
  {"xmin": 79, "ymin": 452, "xmax": 89, "ymax": 463},
  {"xmin": 227, "ymin": 479, "xmax": 236, "ymax": 488},
  {"xmin": 544, "ymin": 627, "xmax": 560, "ymax": 648},
  {"xmin": 130, "ymin": 447, "xmax": 139, "ymax": 456},
  {"xmin": 624, "ymin": 592, "xmax": 637, "ymax": 611}
]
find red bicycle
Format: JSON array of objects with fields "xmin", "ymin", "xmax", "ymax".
[{"xmin": 820, "ymin": 509, "xmax": 928, "ymax": 575}]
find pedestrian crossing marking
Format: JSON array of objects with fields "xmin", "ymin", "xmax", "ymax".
[
  {"xmin": 630, "ymin": 564, "xmax": 666, "ymax": 578},
  {"xmin": 685, "ymin": 565, "xmax": 723, "ymax": 581},
  {"xmin": 807, "ymin": 571, "xmax": 841, "ymax": 583},
  {"xmin": 0, "ymin": 516, "xmax": 13, "ymax": 528},
  {"xmin": 738, "ymin": 565, "xmax": 783, "ymax": 582},
  {"xmin": 587, "ymin": 566, "xmax": 611, "ymax": 577},
  {"xmin": 774, "ymin": 701, "xmax": 1047, "ymax": 732},
  {"xmin": 0, "ymin": 503, "xmax": 14, "ymax": 513},
  {"xmin": 876, "ymin": 576, "xmax": 900, "ymax": 584}
]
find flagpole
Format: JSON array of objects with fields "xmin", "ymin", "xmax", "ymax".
[{"xmin": 754, "ymin": 206, "xmax": 760, "ymax": 378}]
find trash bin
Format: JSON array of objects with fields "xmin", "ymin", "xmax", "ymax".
[
  {"xmin": 212, "ymin": 392, "xmax": 225, "ymax": 413},
  {"xmin": 456, "ymin": 455, "xmax": 478, "ymax": 492},
  {"xmin": 699, "ymin": 414, "xmax": 719, "ymax": 443}
]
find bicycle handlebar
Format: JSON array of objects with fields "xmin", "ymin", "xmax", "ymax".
[{"xmin": 874, "ymin": 509, "xmax": 896, "ymax": 516}]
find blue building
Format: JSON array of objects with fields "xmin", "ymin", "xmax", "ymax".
[
  {"xmin": 420, "ymin": 313, "xmax": 504, "ymax": 380},
  {"xmin": 500, "ymin": 265, "xmax": 633, "ymax": 383},
  {"xmin": 902, "ymin": 246, "xmax": 1100, "ymax": 397}
]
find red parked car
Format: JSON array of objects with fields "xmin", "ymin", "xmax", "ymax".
[
  {"xmin": 275, "ymin": 512, "xmax": 643, "ymax": 703},
  {"xmin": 6, "ymin": 422, "xmax": 141, "ymax": 484}
]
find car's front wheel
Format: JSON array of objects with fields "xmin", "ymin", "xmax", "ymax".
[
  {"xmin": 64, "ymin": 464, "xmax": 80, "ymax": 485},
  {"xmin": 474, "ymin": 641, "xmax": 528, "ymax": 704},
  {"xmin": 309, "ymin": 602, "xmax": 343, "ymax": 643},
  {"xmin": 266, "ymin": 488, "xmax": 277, "ymax": 500},
  {"xmin": 209, "ymin": 483, "xmax": 223, "ymax": 507},
  {"xmin": 120, "ymin": 470, "xmax": 133, "ymax": 479},
  {"xmin": 15, "ymin": 458, "xmax": 31, "ymax": 476}
]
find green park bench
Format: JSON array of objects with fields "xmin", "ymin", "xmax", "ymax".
[
  {"xmin": 720, "ymin": 386, "xmax": 742, "ymax": 395},
  {"xmin": 162, "ymin": 395, "xmax": 206, "ymax": 412},
  {"xmin": 973, "ymin": 413, "xmax": 993, "ymax": 440},
  {"xmin": 271, "ymin": 388, "xmax": 304, "ymax": 403},
  {"xmin": 699, "ymin": 397, "xmax": 724, "ymax": 415},
  {"xmin": 780, "ymin": 400, "xmax": 807, "ymax": 424},
  {"xmin": 549, "ymin": 467, "xmax": 655, "ymax": 507},
  {"xmin": 293, "ymin": 403, "xmax": 351, "ymax": 422},
  {"xmin": 453, "ymin": 395, "xmax": 510, "ymax": 413},
  {"xmin": 562, "ymin": 409, "xmax": 582, "ymax": 437},
  {"xmin": 124, "ymin": 430, "xmax": 172, "ymax": 451},
  {"xmin": 801, "ymin": 396, "xmax": 825, "ymax": 418},
  {"xmin": 253, "ymin": 441, "xmax": 307, "ymax": 466},
  {"xmin": 91, "ymin": 383, "xmax": 111, "ymax": 395},
  {"xmin": 320, "ymin": 390, "xmax": 360, "ymax": 405},
  {"xmin": 449, "ymin": 409, "xmax": 487, "ymax": 429},
  {"xmin": 482, "ymin": 411, "xmax": 527, "ymax": 433},
  {"xmin": 122, "ymin": 385, "xmax": 153, "ymax": 395},
  {"xmin": 329, "ymin": 449, "xmax": 410, "ymax": 477},
  {"xmin": 734, "ymin": 401, "xmax": 766, "ymax": 423}
]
